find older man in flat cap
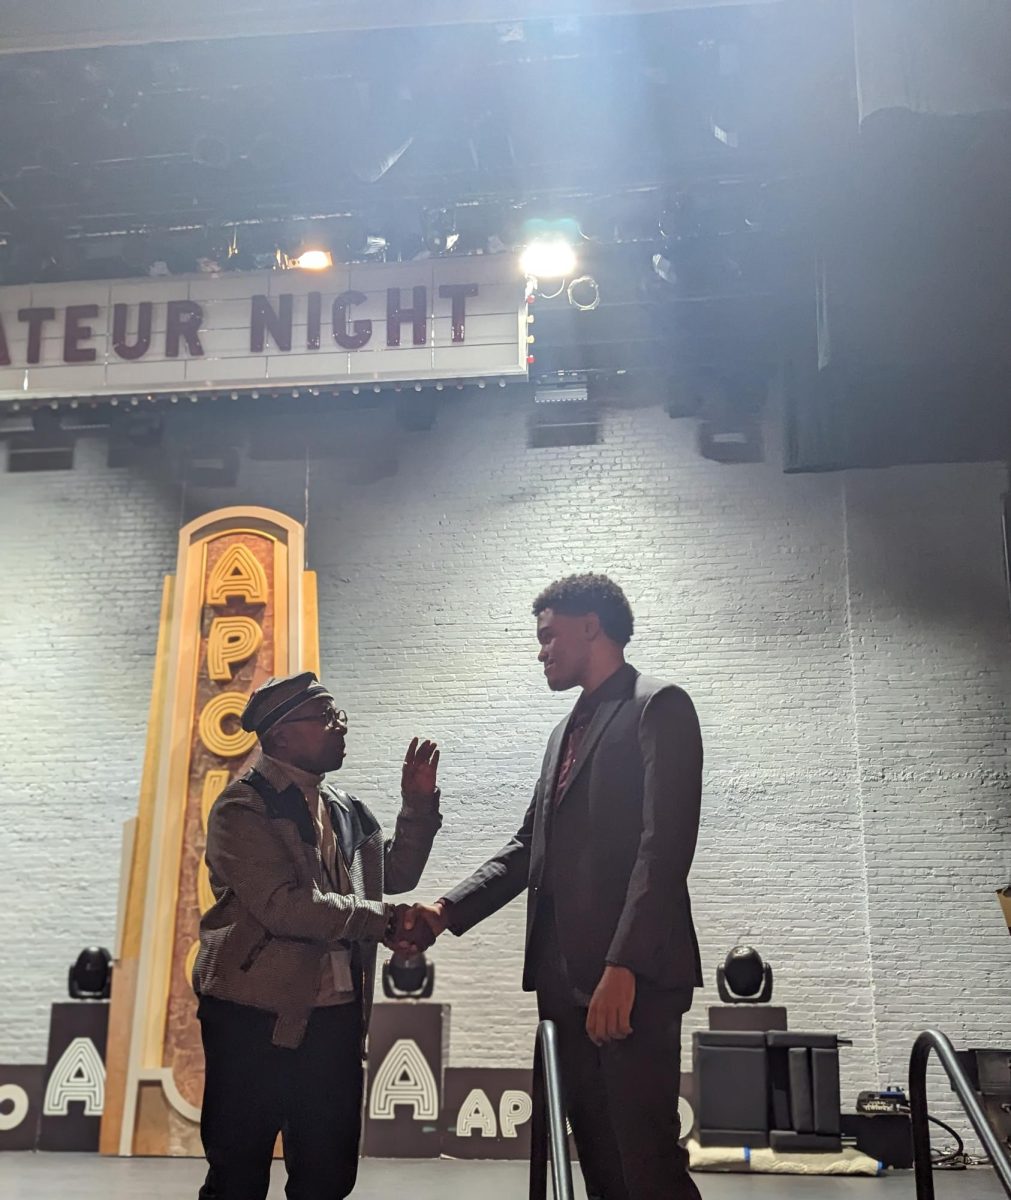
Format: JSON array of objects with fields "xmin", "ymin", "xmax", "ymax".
[{"xmin": 193, "ymin": 671, "xmax": 441, "ymax": 1200}]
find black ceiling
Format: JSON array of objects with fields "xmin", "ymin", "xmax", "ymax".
[{"xmin": 0, "ymin": 2, "xmax": 855, "ymax": 280}]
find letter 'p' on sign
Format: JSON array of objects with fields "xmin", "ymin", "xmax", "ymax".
[{"xmin": 441, "ymin": 1067, "xmax": 536, "ymax": 1160}]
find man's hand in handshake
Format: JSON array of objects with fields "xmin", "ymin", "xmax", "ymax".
[{"xmin": 383, "ymin": 901, "xmax": 451, "ymax": 956}]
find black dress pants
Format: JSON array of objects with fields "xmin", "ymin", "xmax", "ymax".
[
  {"xmin": 534, "ymin": 926, "xmax": 701, "ymax": 1200},
  {"xmin": 197, "ymin": 996, "xmax": 363, "ymax": 1200}
]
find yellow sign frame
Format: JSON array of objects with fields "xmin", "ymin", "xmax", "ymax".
[{"xmin": 101, "ymin": 506, "xmax": 319, "ymax": 1156}]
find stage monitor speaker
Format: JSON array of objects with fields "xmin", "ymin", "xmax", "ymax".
[
  {"xmin": 955, "ymin": 1046, "xmax": 1011, "ymax": 1151},
  {"xmin": 767, "ymin": 1032, "xmax": 844, "ymax": 1153},
  {"xmin": 694, "ymin": 1031, "xmax": 769, "ymax": 1148},
  {"xmin": 841, "ymin": 1112, "xmax": 913, "ymax": 1169},
  {"xmin": 956, "ymin": 1047, "xmax": 1011, "ymax": 1096}
]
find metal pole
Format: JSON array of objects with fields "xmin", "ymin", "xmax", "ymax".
[
  {"xmin": 909, "ymin": 1034, "xmax": 936, "ymax": 1200},
  {"xmin": 530, "ymin": 1039, "xmax": 547, "ymax": 1200},
  {"xmin": 530, "ymin": 1020, "xmax": 575, "ymax": 1200},
  {"xmin": 909, "ymin": 1029, "xmax": 1011, "ymax": 1200}
]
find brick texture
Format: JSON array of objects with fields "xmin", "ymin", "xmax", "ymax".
[{"xmin": 1, "ymin": 396, "xmax": 1008, "ymax": 1146}]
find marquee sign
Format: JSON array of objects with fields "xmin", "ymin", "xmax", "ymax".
[
  {"xmin": 101, "ymin": 506, "xmax": 319, "ymax": 1157},
  {"xmin": 38, "ymin": 1003, "xmax": 110, "ymax": 1152},
  {"xmin": 0, "ymin": 256, "xmax": 528, "ymax": 402}
]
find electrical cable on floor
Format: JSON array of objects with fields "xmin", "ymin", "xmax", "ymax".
[
  {"xmin": 895, "ymin": 1104, "xmax": 988, "ymax": 1171},
  {"xmin": 926, "ymin": 1113, "xmax": 966, "ymax": 1169}
]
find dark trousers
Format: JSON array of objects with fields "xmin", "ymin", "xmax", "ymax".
[
  {"xmin": 197, "ymin": 996, "xmax": 363, "ymax": 1200},
  {"xmin": 534, "ymin": 925, "xmax": 701, "ymax": 1200}
]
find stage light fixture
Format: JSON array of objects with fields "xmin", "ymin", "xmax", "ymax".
[
  {"xmin": 520, "ymin": 235, "xmax": 577, "ymax": 281},
  {"xmin": 223, "ymin": 226, "xmax": 259, "ymax": 273},
  {"xmin": 652, "ymin": 251, "xmax": 676, "ymax": 285},
  {"xmin": 567, "ymin": 275, "xmax": 600, "ymax": 311},
  {"xmin": 69, "ymin": 946, "xmax": 112, "ymax": 1000},
  {"xmin": 293, "ymin": 249, "xmax": 333, "ymax": 271},
  {"xmin": 422, "ymin": 208, "xmax": 460, "ymax": 255},
  {"xmin": 717, "ymin": 945, "xmax": 774, "ymax": 1004},
  {"xmin": 382, "ymin": 950, "xmax": 435, "ymax": 999}
]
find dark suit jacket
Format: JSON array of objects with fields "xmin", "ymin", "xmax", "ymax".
[{"xmin": 444, "ymin": 665, "xmax": 703, "ymax": 997}]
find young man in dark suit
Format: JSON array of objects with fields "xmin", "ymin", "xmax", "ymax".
[{"xmin": 406, "ymin": 574, "xmax": 703, "ymax": 1200}]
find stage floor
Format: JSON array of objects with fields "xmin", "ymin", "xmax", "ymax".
[{"xmin": 0, "ymin": 1155, "xmax": 1005, "ymax": 1200}]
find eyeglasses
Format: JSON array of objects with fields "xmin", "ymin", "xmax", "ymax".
[{"xmin": 281, "ymin": 706, "xmax": 348, "ymax": 732}]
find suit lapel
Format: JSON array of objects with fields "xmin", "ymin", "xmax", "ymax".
[
  {"xmin": 556, "ymin": 696, "xmax": 624, "ymax": 805},
  {"xmin": 540, "ymin": 720, "xmax": 567, "ymax": 803}
]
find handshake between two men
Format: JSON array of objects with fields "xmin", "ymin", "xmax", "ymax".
[
  {"xmin": 383, "ymin": 900, "xmax": 448, "ymax": 957},
  {"xmin": 195, "ymin": 577, "xmax": 705, "ymax": 1200}
]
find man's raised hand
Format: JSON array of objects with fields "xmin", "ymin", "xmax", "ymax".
[{"xmin": 402, "ymin": 738, "xmax": 440, "ymax": 799}]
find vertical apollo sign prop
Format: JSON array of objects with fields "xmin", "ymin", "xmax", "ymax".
[{"xmin": 101, "ymin": 507, "xmax": 319, "ymax": 1157}]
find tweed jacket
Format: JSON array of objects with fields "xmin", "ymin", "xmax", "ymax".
[
  {"xmin": 193, "ymin": 753, "xmax": 441, "ymax": 1049},
  {"xmin": 444, "ymin": 666, "xmax": 703, "ymax": 997}
]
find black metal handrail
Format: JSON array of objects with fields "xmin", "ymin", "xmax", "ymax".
[
  {"xmin": 530, "ymin": 1019, "xmax": 575, "ymax": 1200},
  {"xmin": 909, "ymin": 1029, "xmax": 1011, "ymax": 1200}
]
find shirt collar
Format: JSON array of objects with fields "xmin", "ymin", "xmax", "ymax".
[
  {"xmin": 255, "ymin": 750, "xmax": 325, "ymax": 796},
  {"xmin": 574, "ymin": 661, "xmax": 636, "ymax": 718}
]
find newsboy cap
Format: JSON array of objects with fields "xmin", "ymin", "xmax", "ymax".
[{"xmin": 240, "ymin": 671, "xmax": 335, "ymax": 737}]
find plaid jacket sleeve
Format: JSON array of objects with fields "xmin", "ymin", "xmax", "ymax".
[
  {"xmin": 383, "ymin": 790, "xmax": 443, "ymax": 895},
  {"xmin": 207, "ymin": 787, "xmax": 391, "ymax": 944}
]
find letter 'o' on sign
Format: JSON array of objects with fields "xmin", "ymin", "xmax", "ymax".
[
  {"xmin": 198, "ymin": 692, "xmax": 257, "ymax": 759},
  {"xmin": 205, "ymin": 543, "xmax": 268, "ymax": 606},
  {"xmin": 678, "ymin": 1097, "xmax": 695, "ymax": 1143},
  {"xmin": 0, "ymin": 1084, "xmax": 29, "ymax": 1131}
]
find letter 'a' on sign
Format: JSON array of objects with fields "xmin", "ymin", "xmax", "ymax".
[
  {"xmin": 457, "ymin": 1089, "xmax": 498, "ymax": 1137},
  {"xmin": 368, "ymin": 1039, "xmax": 439, "ymax": 1121},
  {"xmin": 43, "ymin": 1038, "xmax": 105, "ymax": 1117},
  {"xmin": 101, "ymin": 507, "xmax": 320, "ymax": 1158},
  {"xmin": 205, "ymin": 543, "xmax": 268, "ymax": 606}
]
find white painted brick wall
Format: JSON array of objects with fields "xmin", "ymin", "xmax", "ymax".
[
  {"xmin": 1, "ymin": 397, "xmax": 1008, "ymax": 1146},
  {"xmin": 843, "ymin": 464, "xmax": 1011, "ymax": 1130},
  {"xmin": 0, "ymin": 436, "xmax": 178, "ymax": 1051}
]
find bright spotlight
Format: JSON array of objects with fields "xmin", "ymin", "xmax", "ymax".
[
  {"xmin": 519, "ymin": 236, "xmax": 577, "ymax": 281},
  {"xmin": 293, "ymin": 249, "xmax": 333, "ymax": 270}
]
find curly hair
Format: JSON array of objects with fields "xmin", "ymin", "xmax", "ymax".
[{"xmin": 532, "ymin": 574, "xmax": 634, "ymax": 646}]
